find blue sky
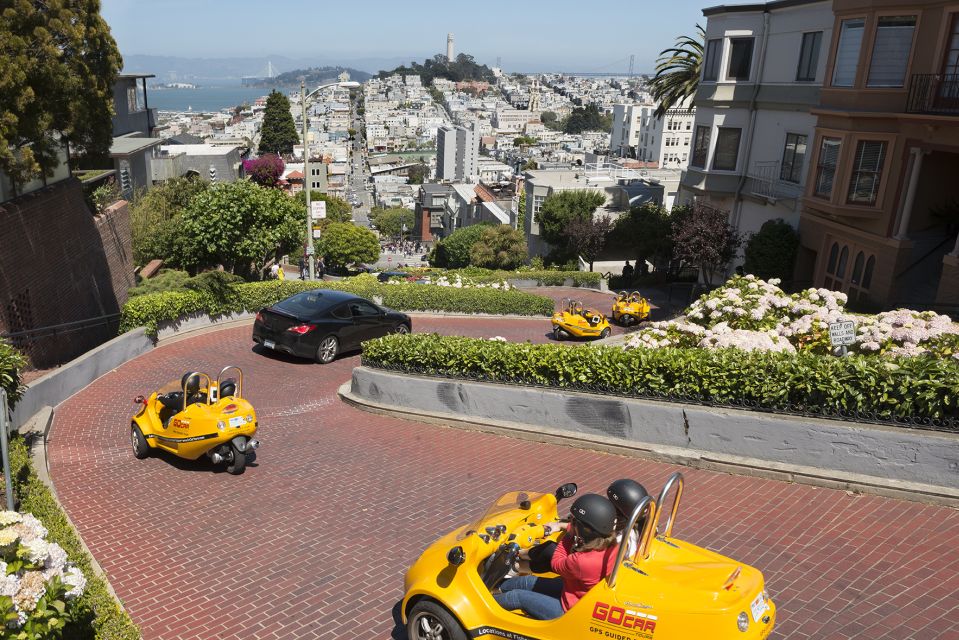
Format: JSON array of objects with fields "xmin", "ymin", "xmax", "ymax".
[{"xmin": 101, "ymin": 0, "xmax": 718, "ymax": 73}]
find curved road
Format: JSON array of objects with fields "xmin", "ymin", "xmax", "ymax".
[{"xmin": 47, "ymin": 310, "xmax": 959, "ymax": 639}]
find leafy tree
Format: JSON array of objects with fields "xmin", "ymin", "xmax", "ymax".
[
  {"xmin": 515, "ymin": 191, "xmax": 527, "ymax": 231},
  {"xmin": 671, "ymin": 202, "xmax": 742, "ymax": 284},
  {"xmin": 243, "ymin": 154, "xmax": 285, "ymax": 188},
  {"xmin": 294, "ymin": 191, "xmax": 352, "ymax": 223},
  {"xmin": 522, "ymin": 159, "xmax": 538, "ymax": 171},
  {"xmin": 129, "ymin": 177, "xmax": 210, "ymax": 266},
  {"xmin": 564, "ymin": 215, "xmax": 612, "ymax": 271},
  {"xmin": 607, "ymin": 202, "xmax": 677, "ymax": 266},
  {"xmin": 540, "ymin": 111, "xmax": 557, "ymax": 125},
  {"xmin": 258, "ymin": 90, "xmax": 299, "ymax": 156},
  {"xmin": 318, "ymin": 222, "xmax": 380, "ymax": 270},
  {"xmin": 469, "ymin": 225, "xmax": 528, "ymax": 270},
  {"xmin": 178, "ymin": 180, "xmax": 305, "ymax": 276},
  {"xmin": 369, "ymin": 207, "xmax": 414, "ymax": 238},
  {"xmin": 379, "ymin": 52, "xmax": 496, "ymax": 85},
  {"xmin": 432, "ymin": 223, "xmax": 494, "ymax": 268},
  {"xmin": 535, "ymin": 190, "xmax": 606, "ymax": 248},
  {"xmin": 742, "ymin": 219, "xmax": 799, "ymax": 281},
  {"xmin": 513, "ymin": 136, "xmax": 537, "ymax": 147},
  {"xmin": 0, "ymin": 0, "xmax": 122, "ymax": 191},
  {"xmin": 563, "ymin": 104, "xmax": 611, "ymax": 135},
  {"xmin": 649, "ymin": 25, "xmax": 704, "ymax": 117},
  {"xmin": 407, "ymin": 163, "xmax": 429, "ymax": 185}
]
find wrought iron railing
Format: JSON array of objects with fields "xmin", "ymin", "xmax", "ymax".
[
  {"xmin": 906, "ymin": 73, "xmax": 959, "ymax": 115},
  {"xmin": 746, "ymin": 161, "xmax": 804, "ymax": 201}
]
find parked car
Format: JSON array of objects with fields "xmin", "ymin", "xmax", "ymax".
[
  {"xmin": 376, "ymin": 270, "xmax": 410, "ymax": 282},
  {"xmin": 252, "ymin": 290, "xmax": 411, "ymax": 364}
]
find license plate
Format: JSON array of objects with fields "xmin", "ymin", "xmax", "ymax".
[
  {"xmin": 264, "ymin": 340, "xmax": 275, "ymax": 349},
  {"xmin": 228, "ymin": 416, "xmax": 245, "ymax": 428},
  {"xmin": 751, "ymin": 592, "xmax": 769, "ymax": 623}
]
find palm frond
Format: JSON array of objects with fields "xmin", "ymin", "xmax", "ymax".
[{"xmin": 647, "ymin": 24, "xmax": 705, "ymax": 117}]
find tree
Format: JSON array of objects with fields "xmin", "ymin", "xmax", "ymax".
[
  {"xmin": 0, "ymin": 0, "xmax": 122, "ymax": 191},
  {"xmin": 742, "ymin": 219, "xmax": 799, "ymax": 281},
  {"xmin": 671, "ymin": 202, "xmax": 742, "ymax": 284},
  {"xmin": 564, "ymin": 215, "xmax": 612, "ymax": 271},
  {"xmin": 540, "ymin": 111, "xmax": 557, "ymax": 125},
  {"xmin": 513, "ymin": 135, "xmax": 537, "ymax": 147},
  {"xmin": 563, "ymin": 104, "xmax": 611, "ymax": 134},
  {"xmin": 649, "ymin": 25, "xmax": 704, "ymax": 117},
  {"xmin": 243, "ymin": 154, "xmax": 285, "ymax": 188},
  {"xmin": 407, "ymin": 163, "xmax": 429, "ymax": 185},
  {"xmin": 607, "ymin": 202, "xmax": 677, "ymax": 267},
  {"xmin": 258, "ymin": 90, "xmax": 299, "ymax": 156},
  {"xmin": 317, "ymin": 222, "xmax": 380, "ymax": 271},
  {"xmin": 535, "ymin": 190, "xmax": 606, "ymax": 248},
  {"xmin": 129, "ymin": 177, "xmax": 210, "ymax": 266},
  {"xmin": 469, "ymin": 225, "xmax": 528, "ymax": 270},
  {"xmin": 294, "ymin": 191, "xmax": 352, "ymax": 223},
  {"xmin": 515, "ymin": 191, "xmax": 527, "ymax": 231},
  {"xmin": 432, "ymin": 224, "xmax": 494, "ymax": 268},
  {"xmin": 369, "ymin": 207, "xmax": 414, "ymax": 238},
  {"xmin": 178, "ymin": 181, "xmax": 305, "ymax": 276}
]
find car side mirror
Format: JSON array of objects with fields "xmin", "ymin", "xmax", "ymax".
[{"xmin": 555, "ymin": 483, "xmax": 578, "ymax": 501}]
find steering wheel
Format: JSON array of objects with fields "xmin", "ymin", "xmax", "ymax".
[{"xmin": 481, "ymin": 542, "xmax": 521, "ymax": 591}]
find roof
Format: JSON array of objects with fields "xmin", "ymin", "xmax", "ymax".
[
  {"xmin": 702, "ymin": 0, "xmax": 827, "ymax": 16},
  {"xmin": 158, "ymin": 144, "xmax": 238, "ymax": 156},
  {"xmin": 286, "ymin": 170, "xmax": 304, "ymax": 179},
  {"xmin": 420, "ymin": 183, "xmax": 453, "ymax": 194},
  {"xmin": 165, "ymin": 133, "xmax": 204, "ymax": 145},
  {"xmin": 117, "ymin": 73, "xmax": 156, "ymax": 79},
  {"xmin": 110, "ymin": 136, "xmax": 163, "ymax": 156},
  {"xmin": 451, "ymin": 183, "xmax": 478, "ymax": 202},
  {"xmin": 481, "ymin": 201, "xmax": 510, "ymax": 225}
]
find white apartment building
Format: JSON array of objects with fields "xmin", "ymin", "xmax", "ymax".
[
  {"xmin": 436, "ymin": 124, "xmax": 479, "ymax": 181},
  {"xmin": 493, "ymin": 108, "xmax": 534, "ymax": 133},
  {"xmin": 680, "ymin": 0, "xmax": 834, "ymax": 265},
  {"xmin": 610, "ymin": 104, "xmax": 644, "ymax": 157},
  {"xmin": 610, "ymin": 100, "xmax": 695, "ymax": 167}
]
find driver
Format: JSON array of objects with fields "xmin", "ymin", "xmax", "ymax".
[{"xmin": 493, "ymin": 494, "xmax": 618, "ymax": 620}]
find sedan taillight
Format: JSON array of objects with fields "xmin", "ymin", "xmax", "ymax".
[
  {"xmin": 255, "ymin": 311, "xmax": 264, "ymax": 323},
  {"xmin": 287, "ymin": 324, "xmax": 316, "ymax": 335}
]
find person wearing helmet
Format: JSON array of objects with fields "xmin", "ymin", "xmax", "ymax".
[
  {"xmin": 607, "ymin": 478, "xmax": 649, "ymax": 558},
  {"xmin": 493, "ymin": 494, "xmax": 618, "ymax": 620}
]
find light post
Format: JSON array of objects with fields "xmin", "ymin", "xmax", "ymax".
[{"xmin": 301, "ymin": 79, "xmax": 360, "ymax": 279}]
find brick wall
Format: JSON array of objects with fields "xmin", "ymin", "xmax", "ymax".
[{"xmin": 0, "ymin": 178, "xmax": 135, "ymax": 367}]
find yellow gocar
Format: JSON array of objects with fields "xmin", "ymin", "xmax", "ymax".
[
  {"xmin": 551, "ymin": 299, "xmax": 611, "ymax": 341},
  {"xmin": 131, "ymin": 366, "xmax": 259, "ymax": 475},
  {"xmin": 612, "ymin": 291, "xmax": 651, "ymax": 326},
  {"xmin": 402, "ymin": 473, "xmax": 775, "ymax": 640}
]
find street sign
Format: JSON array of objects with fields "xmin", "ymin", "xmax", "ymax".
[
  {"xmin": 312, "ymin": 229, "xmax": 322, "ymax": 238},
  {"xmin": 305, "ymin": 246, "xmax": 314, "ymax": 256},
  {"xmin": 829, "ymin": 320, "xmax": 856, "ymax": 346},
  {"xmin": 311, "ymin": 201, "xmax": 327, "ymax": 220}
]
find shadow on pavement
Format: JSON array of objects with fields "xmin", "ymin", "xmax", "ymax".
[{"xmin": 390, "ymin": 600, "xmax": 407, "ymax": 639}]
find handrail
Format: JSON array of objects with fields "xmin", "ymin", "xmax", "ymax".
[
  {"xmin": 216, "ymin": 365, "xmax": 244, "ymax": 399},
  {"xmin": 654, "ymin": 472, "xmax": 684, "ymax": 538},
  {"xmin": 182, "ymin": 372, "xmax": 212, "ymax": 411},
  {"xmin": 607, "ymin": 495, "xmax": 656, "ymax": 588}
]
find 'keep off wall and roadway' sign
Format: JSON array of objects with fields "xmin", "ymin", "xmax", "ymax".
[
  {"xmin": 829, "ymin": 320, "xmax": 857, "ymax": 346},
  {"xmin": 311, "ymin": 201, "xmax": 327, "ymax": 220}
]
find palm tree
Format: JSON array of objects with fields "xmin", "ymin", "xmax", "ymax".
[{"xmin": 649, "ymin": 25, "xmax": 705, "ymax": 118}]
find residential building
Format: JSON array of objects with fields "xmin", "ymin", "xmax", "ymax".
[
  {"xmin": 680, "ymin": 0, "xmax": 834, "ymax": 272},
  {"xmin": 796, "ymin": 0, "xmax": 959, "ymax": 308},
  {"xmin": 436, "ymin": 125, "xmax": 479, "ymax": 182},
  {"xmin": 610, "ymin": 104, "xmax": 644, "ymax": 157},
  {"xmin": 413, "ymin": 183, "xmax": 454, "ymax": 243},
  {"xmin": 153, "ymin": 144, "xmax": 245, "ymax": 184}
]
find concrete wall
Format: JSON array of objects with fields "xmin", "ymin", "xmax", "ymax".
[{"xmin": 350, "ymin": 367, "xmax": 959, "ymax": 494}]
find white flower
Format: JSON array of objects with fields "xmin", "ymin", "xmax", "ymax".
[
  {"xmin": 0, "ymin": 511, "xmax": 22, "ymax": 527},
  {"xmin": 0, "ymin": 572, "xmax": 17, "ymax": 598},
  {"xmin": 23, "ymin": 539, "xmax": 49, "ymax": 565},
  {"xmin": 63, "ymin": 566, "xmax": 86, "ymax": 600},
  {"xmin": 489, "ymin": 336, "xmax": 507, "ymax": 342},
  {"xmin": 42, "ymin": 543, "xmax": 67, "ymax": 579}
]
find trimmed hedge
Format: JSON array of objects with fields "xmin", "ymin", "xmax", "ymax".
[
  {"xmin": 7, "ymin": 436, "xmax": 140, "ymax": 640},
  {"xmin": 395, "ymin": 267, "xmax": 603, "ymax": 288},
  {"xmin": 120, "ymin": 276, "xmax": 555, "ymax": 336},
  {"xmin": 361, "ymin": 334, "xmax": 959, "ymax": 422},
  {"xmin": 0, "ymin": 338, "xmax": 27, "ymax": 408}
]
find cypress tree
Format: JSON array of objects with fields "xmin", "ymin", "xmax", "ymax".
[{"xmin": 258, "ymin": 90, "xmax": 299, "ymax": 156}]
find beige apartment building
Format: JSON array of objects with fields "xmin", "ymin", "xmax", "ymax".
[{"xmin": 797, "ymin": 0, "xmax": 959, "ymax": 308}]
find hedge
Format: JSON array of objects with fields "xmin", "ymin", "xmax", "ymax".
[
  {"xmin": 361, "ymin": 334, "xmax": 959, "ymax": 423},
  {"xmin": 0, "ymin": 338, "xmax": 27, "ymax": 408},
  {"xmin": 120, "ymin": 276, "xmax": 555, "ymax": 336},
  {"xmin": 394, "ymin": 267, "xmax": 603, "ymax": 288},
  {"xmin": 6, "ymin": 436, "xmax": 140, "ymax": 640}
]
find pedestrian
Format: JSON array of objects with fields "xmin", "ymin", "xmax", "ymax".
[
  {"xmin": 277, "ymin": 265, "xmax": 285, "ymax": 281},
  {"xmin": 621, "ymin": 260, "xmax": 634, "ymax": 284},
  {"xmin": 298, "ymin": 256, "xmax": 307, "ymax": 281},
  {"xmin": 317, "ymin": 256, "xmax": 326, "ymax": 279},
  {"xmin": 269, "ymin": 263, "xmax": 280, "ymax": 280}
]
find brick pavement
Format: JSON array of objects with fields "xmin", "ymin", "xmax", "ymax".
[{"xmin": 46, "ymin": 314, "xmax": 959, "ymax": 639}]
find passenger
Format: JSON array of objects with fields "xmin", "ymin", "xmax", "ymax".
[
  {"xmin": 606, "ymin": 479, "xmax": 649, "ymax": 558},
  {"xmin": 494, "ymin": 494, "xmax": 618, "ymax": 620}
]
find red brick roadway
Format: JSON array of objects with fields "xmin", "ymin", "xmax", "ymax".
[{"xmin": 47, "ymin": 300, "xmax": 959, "ymax": 639}]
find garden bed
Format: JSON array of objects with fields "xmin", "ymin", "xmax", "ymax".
[{"xmin": 384, "ymin": 267, "xmax": 603, "ymax": 288}]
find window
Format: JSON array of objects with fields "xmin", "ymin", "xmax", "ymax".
[
  {"xmin": 833, "ymin": 19, "xmax": 865, "ymax": 86},
  {"xmin": 796, "ymin": 31, "xmax": 823, "ymax": 81},
  {"xmin": 836, "ymin": 246, "xmax": 849, "ymax": 279},
  {"xmin": 847, "ymin": 140, "xmax": 886, "ymax": 204},
  {"xmin": 851, "ymin": 252, "xmax": 865, "ymax": 284},
  {"xmin": 826, "ymin": 242, "xmax": 839, "ymax": 274},
  {"xmin": 814, "ymin": 137, "xmax": 841, "ymax": 198},
  {"xmin": 126, "ymin": 85, "xmax": 144, "ymax": 113},
  {"xmin": 862, "ymin": 256, "xmax": 876, "ymax": 289},
  {"xmin": 712, "ymin": 127, "xmax": 742, "ymax": 171},
  {"xmin": 727, "ymin": 38, "xmax": 754, "ymax": 80},
  {"xmin": 350, "ymin": 301, "xmax": 381, "ymax": 317},
  {"xmin": 692, "ymin": 126, "xmax": 711, "ymax": 168},
  {"xmin": 867, "ymin": 16, "xmax": 916, "ymax": 87},
  {"xmin": 780, "ymin": 134, "xmax": 808, "ymax": 184},
  {"xmin": 704, "ymin": 39, "xmax": 722, "ymax": 81}
]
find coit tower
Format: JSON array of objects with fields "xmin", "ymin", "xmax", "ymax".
[{"xmin": 447, "ymin": 33, "xmax": 454, "ymax": 61}]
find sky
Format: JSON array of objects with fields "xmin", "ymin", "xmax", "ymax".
[{"xmin": 100, "ymin": 0, "xmax": 716, "ymax": 73}]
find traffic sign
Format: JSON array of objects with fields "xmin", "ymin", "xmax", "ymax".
[
  {"xmin": 829, "ymin": 320, "xmax": 856, "ymax": 346},
  {"xmin": 312, "ymin": 229, "xmax": 322, "ymax": 238},
  {"xmin": 311, "ymin": 201, "xmax": 327, "ymax": 220}
]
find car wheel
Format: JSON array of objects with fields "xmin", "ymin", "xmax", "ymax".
[
  {"xmin": 600, "ymin": 327, "xmax": 611, "ymax": 339},
  {"xmin": 394, "ymin": 323, "xmax": 410, "ymax": 335},
  {"xmin": 621, "ymin": 314, "xmax": 634, "ymax": 326},
  {"xmin": 553, "ymin": 326, "xmax": 564, "ymax": 341},
  {"xmin": 407, "ymin": 600, "xmax": 467, "ymax": 640},
  {"xmin": 131, "ymin": 424, "xmax": 150, "ymax": 459},
  {"xmin": 315, "ymin": 336, "xmax": 339, "ymax": 364},
  {"xmin": 226, "ymin": 442, "xmax": 247, "ymax": 475}
]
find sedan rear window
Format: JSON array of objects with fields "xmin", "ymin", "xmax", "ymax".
[{"xmin": 273, "ymin": 291, "xmax": 334, "ymax": 317}]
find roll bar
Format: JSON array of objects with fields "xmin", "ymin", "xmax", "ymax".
[
  {"xmin": 654, "ymin": 471, "xmax": 684, "ymax": 538},
  {"xmin": 216, "ymin": 365, "xmax": 243, "ymax": 399},
  {"xmin": 182, "ymin": 372, "xmax": 212, "ymax": 411},
  {"xmin": 606, "ymin": 495, "xmax": 656, "ymax": 589}
]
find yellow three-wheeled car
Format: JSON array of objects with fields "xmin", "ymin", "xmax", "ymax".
[
  {"xmin": 551, "ymin": 299, "xmax": 611, "ymax": 341},
  {"xmin": 612, "ymin": 291, "xmax": 651, "ymax": 326}
]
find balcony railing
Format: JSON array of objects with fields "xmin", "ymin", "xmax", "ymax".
[
  {"xmin": 745, "ymin": 161, "xmax": 804, "ymax": 202},
  {"xmin": 906, "ymin": 74, "xmax": 959, "ymax": 115}
]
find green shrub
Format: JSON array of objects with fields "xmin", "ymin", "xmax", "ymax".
[
  {"xmin": 394, "ymin": 267, "xmax": 602, "ymax": 288},
  {"xmin": 432, "ymin": 224, "xmax": 494, "ymax": 268},
  {"xmin": 120, "ymin": 275, "xmax": 554, "ymax": 336},
  {"xmin": 362, "ymin": 334, "xmax": 959, "ymax": 421},
  {"xmin": 7, "ymin": 437, "xmax": 140, "ymax": 640},
  {"xmin": 127, "ymin": 269, "xmax": 191, "ymax": 297},
  {"xmin": 0, "ymin": 339, "xmax": 27, "ymax": 408},
  {"xmin": 742, "ymin": 219, "xmax": 799, "ymax": 281}
]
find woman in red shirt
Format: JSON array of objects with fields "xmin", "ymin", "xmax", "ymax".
[{"xmin": 493, "ymin": 494, "xmax": 618, "ymax": 620}]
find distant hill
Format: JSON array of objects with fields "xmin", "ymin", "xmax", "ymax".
[
  {"xmin": 249, "ymin": 66, "xmax": 372, "ymax": 87},
  {"xmin": 120, "ymin": 54, "xmax": 383, "ymax": 83},
  {"xmin": 379, "ymin": 53, "xmax": 496, "ymax": 84}
]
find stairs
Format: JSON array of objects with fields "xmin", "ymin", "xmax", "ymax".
[{"xmin": 892, "ymin": 229, "xmax": 953, "ymax": 307}]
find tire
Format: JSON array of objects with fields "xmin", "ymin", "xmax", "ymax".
[
  {"xmin": 315, "ymin": 335, "xmax": 339, "ymax": 364},
  {"xmin": 407, "ymin": 600, "xmax": 467, "ymax": 640},
  {"xmin": 131, "ymin": 424, "xmax": 150, "ymax": 459},
  {"xmin": 226, "ymin": 442, "xmax": 247, "ymax": 475},
  {"xmin": 620, "ymin": 314, "xmax": 635, "ymax": 326},
  {"xmin": 600, "ymin": 327, "xmax": 611, "ymax": 339},
  {"xmin": 553, "ymin": 326, "xmax": 564, "ymax": 341},
  {"xmin": 394, "ymin": 323, "xmax": 410, "ymax": 335}
]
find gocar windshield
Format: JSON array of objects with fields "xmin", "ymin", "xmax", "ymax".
[
  {"xmin": 273, "ymin": 291, "xmax": 336, "ymax": 317},
  {"xmin": 456, "ymin": 491, "xmax": 547, "ymax": 540}
]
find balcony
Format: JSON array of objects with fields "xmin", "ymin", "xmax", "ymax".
[
  {"xmin": 906, "ymin": 74, "xmax": 959, "ymax": 116},
  {"xmin": 745, "ymin": 161, "xmax": 804, "ymax": 203}
]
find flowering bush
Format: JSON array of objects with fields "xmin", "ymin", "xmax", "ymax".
[
  {"xmin": 626, "ymin": 274, "xmax": 959, "ymax": 358},
  {"xmin": 384, "ymin": 274, "xmax": 514, "ymax": 290},
  {"xmin": 0, "ymin": 511, "xmax": 85, "ymax": 637}
]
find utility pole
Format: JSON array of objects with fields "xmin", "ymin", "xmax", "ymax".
[{"xmin": 302, "ymin": 79, "xmax": 316, "ymax": 280}]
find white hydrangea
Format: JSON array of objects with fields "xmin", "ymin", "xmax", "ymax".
[
  {"xmin": 23, "ymin": 539, "xmax": 50, "ymax": 565},
  {"xmin": 63, "ymin": 566, "xmax": 86, "ymax": 600},
  {"xmin": 0, "ymin": 511, "xmax": 23, "ymax": 527}
]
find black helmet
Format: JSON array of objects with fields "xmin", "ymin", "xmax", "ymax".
[
  {"xmin": 606, "ymin": 479, "xmax": 649, "ymax": 520},
  {"xmin": 181, "ymin": 372, "xmax": 200, "ymax": 395},
  {"xmin": 569, "ymin": 494, "xmax": 616, "ymax": 538},
  {"xmin": 219, "ymin": 378, "xmax": 237, "ymax": 398}
]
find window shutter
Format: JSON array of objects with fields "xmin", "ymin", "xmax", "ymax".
[
  {"xmin": 847, "ymin": 140, "xmax": 886, "ymax": 203},
  {"xmin": 867, "ymin": 17, "xmax": 916, "ymax": 87},
  {"xmin": 833, "ymin": 19, "xmax": 865, "ymax": 87}
]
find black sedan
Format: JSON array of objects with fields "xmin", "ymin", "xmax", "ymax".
[{"xmin": 252, "ymin": 290, "xmax": 411, "ymax": 364}]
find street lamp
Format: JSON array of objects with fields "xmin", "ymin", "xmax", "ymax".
[{"xmin": 301, "ymin": 79, "xmax": 361, "ymax": 279}]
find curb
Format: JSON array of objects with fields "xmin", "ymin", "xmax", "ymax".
[{"xmin": 338, "ymin": 380, "xmax": 959, "ymax": 508}]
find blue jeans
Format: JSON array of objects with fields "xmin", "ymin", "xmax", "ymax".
[{"xmin": 493, "ymin": 575, "xmax": 564, "ymax": 620}]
